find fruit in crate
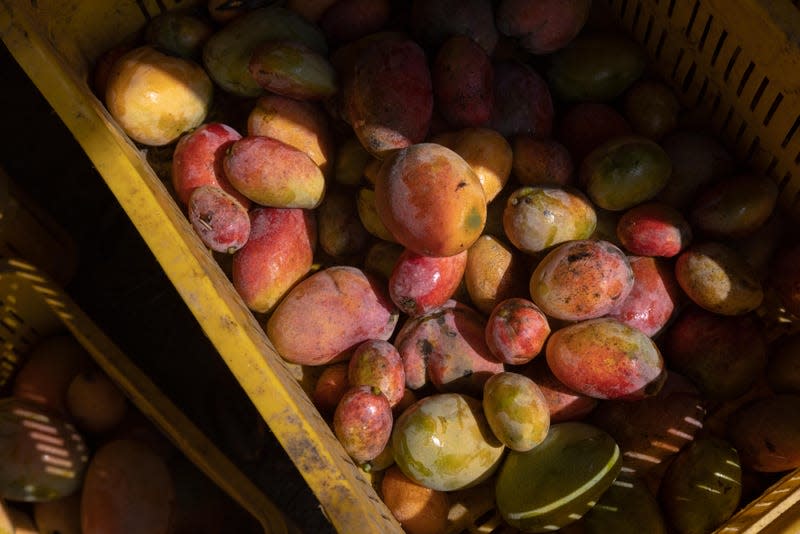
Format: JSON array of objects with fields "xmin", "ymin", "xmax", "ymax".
[
  {"xmin": 105, "ymin": 46, "xmax": 213, "ymax": 147},
  {"xmin": 391, "ymin": 393, "xmax": 504, "ymax": 492},
  {"xmin": 187, "ymin": 185, "xmax": 251, "ymax": 253},
  {"xmin": 0, "ymin": 397, "xmax": 89, "ymax": 502}
]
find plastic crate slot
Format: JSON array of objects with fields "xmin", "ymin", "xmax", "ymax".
[
  {"xmin": 681, "ymin": 61, "xmax": 697, "ymax": 93},
  {"xmin": 697, "ymin": 13, "xmax": 712, "ymax": 52},
  {"xmin": 780, "ymin": 115, "xmax": 800, "ymax": 149},
  {"xmin": 643, "ymin": 15, "xmax": 655, "ymax": 47},
  {"xmin": 684, "ymin": 0, "xmax": 700, "ymax": 38},
  {"xmin": 746, "ymin": 135, "xmax": 761, "ymax": 162},
  {"xmin": 767, "ymin": 156, "xmax": 779, "ymax": 176},
  {"xmin": 134, "ymin": 0, "xmax": 152, "ymax": 21},
  {"xmin": 671, "ymin": 47, "xmax": 685, "ymax": 80},
  {"xmin": 667, "ymin": 0, "xmax": 676, "ymax": 18},
  {"xmin": 0, "ymin": 316, "xmax": 18, "ymax": 335},
  {"xmin": 763, "ymin": 93, "xmax": 784, "ymax": 127},
  {"xmin": 654, "ymin": 28, "xmax": 668, "ymax": 60},
  {"xmin": 778, "ymin": 171, "xmax": 793, "ymax": 192},
  {"xmin": 724, "ymin": 45, "xmax": 742, "ymax": 82},
  {"xmin": 711, "ymin": 29, "xmax": 728, "ymax": 66},
  {"xmin": 618, "ymin": 0, "xmax": 629, "ymax": 19},
  {"xmin": 736, "ymin": 61, "xmax": 756, "ymax": 97},
  {"xmin": 631, "ymin": 2, "xmax": 643, "ymax": 33},
  {"xmin": 749, "ymin": 76, "xmax": 769, "ymax": 112},
  {"xmin": 696, "ymin": 76, "xmax": 709, "ymax": 106}
]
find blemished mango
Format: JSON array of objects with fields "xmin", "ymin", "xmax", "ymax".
[
  {"xmin": 374, "ymin": 143, "xmax": 486, "ymax": 257},
  {"xmin": 266, "ymin": 266, "xmax": 399, "ymax": 365}
]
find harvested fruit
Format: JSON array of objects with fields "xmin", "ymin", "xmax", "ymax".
[
  {"xmin": 374, "ymin": 143, "xmax": 487, "ymax": 257},
  {"xmin": 432, "ymin": 35, "xmax": 494, "ymax": 128},
  {"xmin": 496, "ymin": 0, "xmax": 591, "ymax": 54},
  {"xmin": 521, "ymin": 357, "xmax": 598, "ymax": 423},
  {"xmin": 105, "ymin": 46, "xmax": 213, "ymax": 146},
  {"xmin": 485, "ymin": 298, "xmax": 551, "ymax": 365},
  {"xmin": 727, "ymin": 394, "xmax": 800, "ymax": 472},
  {"xmin": 495, "ymin": 422, "xmax": 621, "ymax": 532},
  {"xmin": 333, "ymin": 385, "xmax": 393, "ymax": 465},
  {"xmin": 389, "ymin": 249, "xmax": 468, "ymax": 317},
  {"xmin": 556, "ymin": 101, "xmax": 632, "ymax": 164},
  {"xmin": 622, "ymin": 79, "xmax": 680, "ymax": 141},
  {"xmin": 317, "ymin": 188, "xmax": 369, "ymax": 259},
  {"xmin": 223, "ymin": 135, "xmax": 326, "ymax": 209},
  {"xmin": 464, "ymin": 234, "xmax": 530, "ymax": 315},
  {"xmin": 81, "ymin": 439, "xmax": 174, "ymax": 534},
  {"xmin": 33, "ymin": 492, "xmax": 82, "ymax": 534},
  {"xmin": 503, "ymin": 185, "xmax": 596, "ymax": 254},
  {"xmin": 675, "ymin": 241, "xmax": 764, "ymax": 315},
  {"xmin": 171, "ymin": 122, "xmax": 249, "ymax": 208},
  {"xmin": 690, "ymin": 175, "xmax": 779, "ymax": 238},
  {"xmin": 581, "ymin": 474, "xmax": 668, "ymax": 534},
  {"xmin": 658, "ymin": 437, "xmax": 742, "ymax": 534},
  {"xmin": 231, "ymin": 207, "xmax": 316, "ymax": 314},
  {"xmin": 248, "ymin": 40, "xmax": 337, "ymax": 100},
  {"xmin": 606, "ymin": 255, "xmax": 681, "ymax": 337},
  {"xmin": 546, "ymin": 317, "xmax": 666, "ymax": 401},
  {"xmin": 380, "ymin": 465, "xmax": 450, "ymax": 534},
  {"xmin": 65, "ymin": 367, "xmax": 129, "ymax": 435},
  {"xmin": 391, "ymin": 393, "xmax": 504, "ymax": 492},
  {"xmin": 490, "ymin": 60, "xmax": 554, "ymax": 139},
  {"xmin": 143, "ymin": 11, "xmax": 213, "ymax": 59},
  {"xmin": 266, "ymin": 266, "xmax": 399, "ymax": 365},
  {"xmin": 409, "ymin": 0, "xmax": 498, "ymax": 54},
  {"xmin": 347, "ymin": 340, "xmax": 405, "ymax": 408},
  {"xmin": 483, "ymin": 371, "xmax": 550, "ymax": 451},
  {"xmin": 394, "ymin": 301, "xmax": 503, "ymax": 395},
  {"xmin": 616, "ymin": 202, "xmax": 692, "ymax": 257},
  {"xmin": 766, "ymin": 332, "xmax": 800, "ymax": 394},
  {"xmin": 202, "ymin": 6, "xmax": 327, "ymax": 97},
  {"xmin": 530, "ymin": 239, "xmax": 634, "ymax": 321},
  {"xmin": 187, "ymin": 185, "xmax": 251, "ymax": 253},
  {"xmin": 312, "ymin": 362, "xmax": 349, "ymax": 416},
  {"xmin": 580, "ymin": 135, "xmax": 672, "ymax": 211},
  {"xmin": 512, "ymin": 136, "xmax": 574, "ymax": 186},
  {"xmin": 0, "ymin": 397, "xmax": 89, "ymax": 502}
]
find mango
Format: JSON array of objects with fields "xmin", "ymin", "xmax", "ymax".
[
  {"xmin": 391, "ymin": 393, "xmax": 504, "ymax": 492},
  {"xmin": 343, "ymin": 37, "xmax": 433, "ymax": 156},
  {"xmin": 581, "ymin": 474, "xmax": 668, "ymax": 534},
  {"xmin": 521, "ymin": 357, "xmax": 598, "ymax": 423},
  {"xmin": 616, "ymin": 202, "xmax": 692, "ymax": 257},
  {"xmin": 658, "ymin": 437, "xmax": 742, "ymax": 534},
  {"xmin": 512, "ymin": 136, "xmax": 574, "ymax": 186},
  {"xmin": 334, "ymin": 385, "xmax": 393, "ymax": 465},
  {"xmin": 464, "ymin": 234, "xmax": 530, "ymax": 315},
  {"xmin": 490, "ymin": 60, "xmax": 554, "ymax": 139},
  {"xmin": 690, "ymin": 175, "xmax": 778, "ymax": 238},
  {"xmin": 496, "ymin": 0, "xmax": 591, "ymax": 54},
  {"xmin": 483, "ymin": 371, "xmax": 550, "ymax": 452},
  {"xmin": 432, "ymin": 35, "xmax": 494, "ymax": 128},
  {"xmin": 409, "ymin": 0, "xmax": 499, "ymax": 54},
  {"xmin": 202, "ymin": 6, "xmax": 327, "ymax": 97},
  {"xmin": 389, "ymin": 249, "xmax": 467, "ymax": 317},
  {"xmin": 728, "ymin": 394, "xmax": 800, "ymax": 472},
  {"xmin": 485, "ymin": 298, "xmax": 551, "ymax": 366},
  {"xmin": 266, "ymin": 266, "xmax": 399, "ymax": 365},
  {"xmin": 348, "ymin": 340, "xmax": 405, "ymax": 408},
  {"xmin": 546, "ymin": 317, "xmax": 666, "ymax": 400},
  {"xmin": 248, "ymin": 40, "xmax": 337, "ymax": 100},
  {"xmin": 374, "ymin": 143, "xmax": 487, "ymax": 257},
  {"xmin": 232, "ymin": 207, "xmax": 316, "ymax": 314}
]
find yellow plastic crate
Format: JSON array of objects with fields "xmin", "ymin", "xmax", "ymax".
[
  {"xmin": 1, "ymin": 0, "xmax": 799, "ymax": 532},
  {"xmin": 0, "ymin": 257, "xmax": 295, "ymax": 533}
]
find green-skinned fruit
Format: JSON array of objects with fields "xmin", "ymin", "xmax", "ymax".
[{"xmin": 495, "ymin": 422, "xmax": 621, "ymax": 532}]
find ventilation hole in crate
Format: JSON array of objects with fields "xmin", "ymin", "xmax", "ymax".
[
  {"xmin": 695, "ymin": 77, "xmax": 709, "ymax": 107},
  {"xmin": 655, "ymin": 29, "xmax": 667, "ymax": 59},
  {"xmin": 154, "ymin": 0, "xmax": 168, "ymax": 12},
  {"xmin": 711, "ymin": 30, "xmax": 728, "ymax": 66},
  {"xmin": 750, "ymin": 76, "xmax": 769, "ymax": 111},
  {"xmin": 631, "ymin": 1, "xmax": 642, "ymax": 30},
  {"xmin": 720, "ymin": 106, "xmax": 735, "ymax": 133},
  {"xmin": 736, "ymin": 61, "xmax": 756, "ymax": 97},
  {"xmin": 682, "ymin": 62, "xmax": 697, "ymax": 93},
  {"xmin": 619, "ymin": 0, "xmax": 629, "ymax": 18},
  {"xmin": 794, "ymin": 149, "xmax": 800, "ymax": 165},
  {"xmin": 473, "ymin": 509, "xmax": 498, "ymax": 527},
  {"xmin": 667, "ymin": 0, "xmax": 677, "ymax": 18},
  {"xmin": 643, "ymin": 15, "xmax": 655, "ymax": 46},
  {"xmin": 767, "ymin": 156, "xmax": 779, "ymax": 176},
  {"xmin": 0, "ymin": 318, "xmax": 16, "ymax": 335},
  {"xmin": 735, "ymin": 121, "xmax": 748, "ymax": 145},
  {"xmin": 747, "ymin": 136, "xmax": 761, "ymax": 162},
  {"xmin": 763, "ymin": 93, "xmax": 784, "ymax": 126},
  {"xmin": 671, "ymin": 48, "xmax": 685, "ymax": 80},
  {"xmin": 698, "ymin": 14, "xmax": 713, "ymax": 51},
  {"xmin": 781, "ymin": 115, "xmax": 800, "ymax": 148},
  {"xmin": 778, "ymin": 171, "xmax": 792, "ymax": 191},
  {"xmin": 685, "ymin": 0, "xmax": 701, "ymax": 37},
  {"xmin": 134, "ymin": 0, "xmax": 151, "ymax": 20},
  {"xmin": 724, "ymin": 46, "xmax": 742, "ymax": 82}
]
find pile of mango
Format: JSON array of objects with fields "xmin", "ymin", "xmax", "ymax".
[{"xmin": 94, "ymin": 0, "xmax": 800, "ymax": 532}]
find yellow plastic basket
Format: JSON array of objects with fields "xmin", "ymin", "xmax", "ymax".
[
  {"xmin": 0, "ymin": 257, "xmax": 295, "ymax": 533},
  {"xmin": 1, "ymin": 0, "xmax": 799, "ymax": 532}
]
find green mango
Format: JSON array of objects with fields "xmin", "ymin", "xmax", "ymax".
[
  {"xmin": 547, "ymin": 32, "xmax": 647, "ymax": 103},
  {"xmin": 202, "ymin": 6, "xmax": 328, "ymax": 97},
  {"xmin": 582, "ymin": 475, "xmax": 667, "ymax": 534},
  {"xmin": 658, "ymin": 436, "xmax": 742, "ymax": 534},
  {"xmin": 495, "ymin": 422, "xmax": 621, "ymax": 532}
]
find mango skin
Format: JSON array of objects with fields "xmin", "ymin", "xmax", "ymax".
[
  {"xmin": 374, "ymin": 143, "xmax": 487, "ymax": 257},
  {"xmin": 728, "ymin": 394, "xmax": 800, "ymax": 472},
  {"xmin": 391, "ymin": 393, "xmax": 505, "ymax": 492},
  {"xmin": 266, "ymin": 266, "xmax": 399, "ymax": 365},
  {"xmin": 232, "ymin": 207, "xmax": 316, "ymax": 314},
  {"xmin": 344, "ymin": 38, "xmax": 433, "ymax": 157},
  {"xmin": 546, "ymin": 317, "xmax": 666, "ymax": 401},
  {"xmin": 658, "ymin": 437, "xmax": 742, "ymax": 534},
  {"xmin": 432, "ymin": 35, "xmax": 494, "ymax": 128},
  {"xmin": 483, "ymin": 371, "xmax": 550, "ymax": 452},
  {"xmin": 530, "ymin": 239, "xmax": 634, "ymax": 322}
]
